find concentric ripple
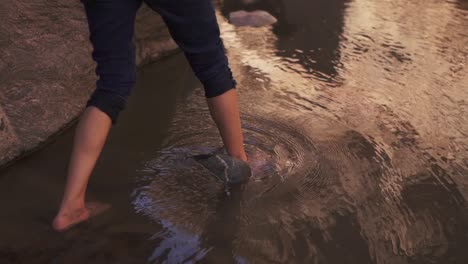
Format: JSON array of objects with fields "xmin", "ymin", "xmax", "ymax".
[
  {"xmin": 130, "ymin": 111, "xmax": 350, "ymax": 260},
  {"xmin": 133, "ymin": 112, "xmax": 327, "ymax": 221}
]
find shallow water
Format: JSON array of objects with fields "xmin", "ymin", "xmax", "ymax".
[{"xmin": 1, "ymin": 0, "xmax": 467, "ymax": 263}]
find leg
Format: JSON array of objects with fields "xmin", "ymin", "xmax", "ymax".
[
  {"xmin": 53, "ymin": 0, "xmax": 142, "ymax": 231},
  {"xmin": 53, "ymin": 107, "xmax": 111, "ymax": 231},
  {"xmin": 145, "ymin": 0, "xmax": 247, "ymax": 161},
  {"xmin": 207, "ymin": 90, "xmax": 247, "ymax": 161}
]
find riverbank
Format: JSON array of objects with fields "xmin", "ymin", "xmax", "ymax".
[{"xmin": 0, "ymin": 1, "xmax": 179, "ymax": 169}]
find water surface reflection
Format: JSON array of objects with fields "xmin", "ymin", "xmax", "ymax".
[{"xmin": 134, "ymin": 0, "xmax": 468, "ymax": 262}]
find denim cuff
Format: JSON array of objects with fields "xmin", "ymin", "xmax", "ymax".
[
  {"xmin": 86, "ymin": 89, "xmax": 126, "ymax": 124},
  {"xmin": 203, "ymin": 65, "xmax": 237, "ymax": 98}
]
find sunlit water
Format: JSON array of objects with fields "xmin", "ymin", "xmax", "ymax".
[
  {"xmin": 0, "ymin": 0, "xmax": 466, "ymax": 263},
  {"xmin": 133, "ymin": 0, "xmax": 468, "ymax": 263}
]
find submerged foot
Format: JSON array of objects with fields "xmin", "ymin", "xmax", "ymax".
[
  {"xmin": 52, "ymin": 202, "xmax": 110, "ymax": 231},
  {"xmin": 193, "ymin": 146, "xmax": 276, "ymax": 183},
  {"xmin": 193, "ymin": 153, "xmax": 252, "ymax": 184}
]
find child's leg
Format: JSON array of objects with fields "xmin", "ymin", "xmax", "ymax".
[
  {"xmin": 53, "ymin": 0, "xmax": 142, "ymax": 231},
  {"xmin": 145, "ymin": 0, "xmax": 247, "ymax": 161},
  {"xmin": 53, "ymin": 107, "xmax": 111, "ymax": 231},
  {"xmin": 207, "ymin": 89, "xmax": 247, "ymax": 161}
]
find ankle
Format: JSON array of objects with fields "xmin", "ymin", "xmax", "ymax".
[
  {"xmin": 59, "ymin": 197, "xmax": 86, "ymax": 212},
  {"xmin": 229, "ymin": 152, "xmax": 248, "ymax": 162}
]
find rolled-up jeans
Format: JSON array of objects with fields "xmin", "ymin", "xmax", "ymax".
[{"xmin": 81, "ymin": 0, "xmax": 237, "ymax": 123}]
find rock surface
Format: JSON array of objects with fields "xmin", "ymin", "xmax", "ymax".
[
  {"xmin": 228, "ymin": 10, "xmax": 277, "ymax": 27},
  {"xmin": 0, "ymin": 1, "xmax": 178, "ymax": 168},
  {"xmin": 0, "ymin": 107, "xmax": 20, "ymax": 165}
]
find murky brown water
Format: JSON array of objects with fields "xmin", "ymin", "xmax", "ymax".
[{"xmin": 1, "ymin": 0, "xmax": 467, "ymax": 263}]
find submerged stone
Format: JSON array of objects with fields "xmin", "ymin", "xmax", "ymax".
[
  {"xmin": 192, "ymin": 154, "xmax": 252, "ymax": 184},
  {"xmin": 228, "ymin": 10, "xmax": 278, "ymax": 27}
]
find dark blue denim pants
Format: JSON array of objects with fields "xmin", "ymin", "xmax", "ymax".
[{"xmin": 81, "ymin": 0, "xmax": 236, "ymax": 123}]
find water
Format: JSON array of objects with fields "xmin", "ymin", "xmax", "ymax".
[{"xmin": 0, "ymin": 0, "xmax": 467, "ymax": 263}]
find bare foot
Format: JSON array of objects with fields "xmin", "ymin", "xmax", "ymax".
[{"xmin": 52, "ymin": 202, "xmax": 110, "ymax": 231}]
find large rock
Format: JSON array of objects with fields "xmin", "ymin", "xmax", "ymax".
[
  {"xmin": 228, "ymin": 10, "xmax": 277, "ymax": 27},
  {"xmin": 0, "ymin": 1, "xmax": 178, "ymax": 168},
  {"xmin": 0, "ymin": 107, "xmax": 21, "ymax": 164}
]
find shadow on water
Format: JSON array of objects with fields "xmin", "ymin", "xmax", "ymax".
[
  {"xmin": 200, "ymin": 185, "xmax": 244, "ymax": 263},
  {"xmin": 220, "ymin": 0, "xmax": 349, "ymax": 82},
  {"xmin": 455, "ymin": 0, "xmax": 468, "ymax": 10}
]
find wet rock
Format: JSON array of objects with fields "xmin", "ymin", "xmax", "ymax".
[
  {"xmin": 0, "ymin": 1, "xmax": 178, "ymax": 168},
  {"xmin": 193, "ymin": 154, "xmax": 252, "ymax": 184},
  {"xmin": 0, "ymin": 108, "xmax": 21, "ymax": 166},
  {"xmin": 135, "ymin": 7, "xmax": 178, "ymax": 65},
  {"xmin": 228, "ymin": 10, "xmax": 277, "ymax": 27}
]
